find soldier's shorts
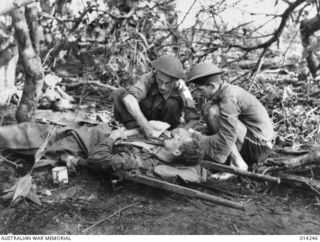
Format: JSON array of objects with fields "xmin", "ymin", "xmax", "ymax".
[{"xmin": 240, "ymin": 130, "xmax": 273, "ymax": 168}]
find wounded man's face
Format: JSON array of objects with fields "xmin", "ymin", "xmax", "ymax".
[{"xmin": 163, "ymin": 128, "xmax": 192, "ymax": 153}]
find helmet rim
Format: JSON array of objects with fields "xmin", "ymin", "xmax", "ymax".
[{"xmin": 188, "ymin": 62, "xmax": 223, "ymax": 83}]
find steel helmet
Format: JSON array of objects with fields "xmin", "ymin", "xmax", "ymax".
[
  {"xmin": 150, "ymin": 55, "xmax": 186, "ymax": 80},
  {"xmin": 188, "ymin": 62, "xmax": 223, "ymax": 83}
]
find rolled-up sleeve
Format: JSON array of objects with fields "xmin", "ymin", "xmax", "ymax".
[
  {"xmin": 124, "ymin": 72, "xmax": 153, "ymax": 102},
  {"xmin": 205, "ymin": 96, "xmax": 240, "ymax": 163},
  {"xmin": 176, "ymin": 80, "xmax": 200, "ymax": 121}
]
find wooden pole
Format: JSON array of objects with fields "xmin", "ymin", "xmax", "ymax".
[
  {"xmin": 121, "ymin": 172, "xmax": 245, "ymax": 211},
  {"xmin": 200, "ymin": 160, "xmax": 281, "ymax": 184}
]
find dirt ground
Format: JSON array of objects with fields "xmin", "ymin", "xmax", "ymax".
[{"xmin": 1, "ymin": 162, "xmax": 320, "ymax": 235}]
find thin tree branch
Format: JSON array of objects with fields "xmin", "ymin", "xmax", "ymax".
[
  {"xmin": 274, "ymin": 28, "xmax": 299, "ymax": 80},
  {"xmin": 248, "ymin": 48, "xmax": 268, "ymax": 92},
  {"xmin": 151, "ymin": 0, "xmax": 197, "ymax": 49},
  {"xmin": 82, "ymin": 203, "xmax": 136, "ymax": 233},
  {"xmin": 229, "ymin": 0, "xmax": 307, "ymax": 51}
]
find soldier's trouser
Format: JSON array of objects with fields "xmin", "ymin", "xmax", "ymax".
[
  {"xmin": 240, "ymin": 131, "xmax": 272, "ymax": 167},
  {"xmin": 202, "ymin": 101, "xmax": 272, "ymax": 167},
  {"xmin": 113, "ymin": 87, "xmax": 182, "ymax": 129}
]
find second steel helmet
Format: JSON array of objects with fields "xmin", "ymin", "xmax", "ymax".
[
  {"xmin": 150, "ymin": 55, "xmax": 186, "ymax": 80},
  {"xmin": 188, "ymin": 62, "xmax": 223, "ymax": 83}
]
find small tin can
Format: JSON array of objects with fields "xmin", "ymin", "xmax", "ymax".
[{"xmin": 52, "ymin": 166, "xmax": 68, "ymax": 184}]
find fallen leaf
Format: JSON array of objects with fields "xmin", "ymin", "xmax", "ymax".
[
  {"xmin": 0, "ymin": 190, "xmax": 14, "ymax": 200},
  {"xmin": 26, "ymin": 187, "xmax": 42, "ymax": 206},
  {"xmin": 9, "ymin": 174, "xmax": 32, "ymax": 207}
]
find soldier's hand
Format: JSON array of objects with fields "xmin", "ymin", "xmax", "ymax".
[
  {"xmin": 110, "ymin": 127, "xmax": 127, "ymax": 141},
  {"xmin": 140, "ymin": 122, "xmax": 155, "ymax": 138},
  {"xmin": 61, "ymin": 154, "xmax": 79, "ymax": 173},
  {"xmin": 140, "ymin": 122, "xmax": 164, "ymax": 139}
]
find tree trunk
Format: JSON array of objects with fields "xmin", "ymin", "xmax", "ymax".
[
  {"xmin": 270, "ymin": 149, "xmax": 320, "ymax": 173},
  {"xmin": 11, "ymin": 7, "xmax": 44, "ymax": 122},
  {"xmin": 25, "ymin": 3, "xmax": 41, "ymax": 55},
  {"xmin": 300, "ymin": 15, "xmax": 320, "ymax": 77},
  {"xmin": 0, "ymin": 22, "xmax": 18, "ymax": 92},
  {"xmin": 0, "ymin": 0, "xmax": 35, "ymax": 16},
  {"xmin": 0, "ymin": 45, "xmax": 18, "ymax": 91}
]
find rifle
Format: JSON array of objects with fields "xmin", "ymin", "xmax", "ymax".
[
  {"xmin": 119, "ymin": 171, "xmax": 245, "ymax": 211},
  {"xmin": 200, "ymin": 160, "xmax": 281, "ymax": 184}
]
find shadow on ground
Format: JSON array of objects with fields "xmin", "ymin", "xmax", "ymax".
[{"xmin": 1, "ymin": 165, "xmax": 320, "ymax": 235}]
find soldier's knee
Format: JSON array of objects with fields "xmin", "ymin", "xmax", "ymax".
[
  {"xmin": 164, "ymin": 97, "xmax": 182, "ymax": 112},
  {"xmin": 208, "ymin": 104, "xmax": 220, "ymax": 115},
  {"xmin": 204, "ymin": 105, "xmax": 220, "ymax": 123},
  {"xmin": 201, "ymin": 102, "xmax": 212, "ymax": 115},
  {"xmin": 112, "ymin": 87, "xmax": 126, "ymax": 103},
  {"xmin": 208, "ymin": 114, "xmax": 219, "ymax": 127},
  {"xmin": 202, "ymin": 104, "xmax": 220, "ymax": 134}
]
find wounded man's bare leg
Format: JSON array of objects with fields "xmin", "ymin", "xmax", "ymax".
[{"xmin": 210, "ymin": 144, "xmax": 248, "ymax": 181}]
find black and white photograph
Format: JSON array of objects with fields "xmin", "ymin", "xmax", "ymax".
[{"xmin": 0, "ymin": 0, "xmax": 320, "ymax": 237}]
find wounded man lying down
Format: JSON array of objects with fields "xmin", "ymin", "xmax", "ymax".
[
  {"xmin": 73, "ymin": 126, "xmax": 204, "ymax": 175},
  {"xmin": 0, "ymin": 121, "xmax": 205, "ymax": 183}
]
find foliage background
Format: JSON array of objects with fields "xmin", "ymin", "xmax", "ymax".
[{"xmin": 1, "ymin": 0, "xmax": 320, "ymax": 146}]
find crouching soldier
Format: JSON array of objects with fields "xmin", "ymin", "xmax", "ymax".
[
  {"xmin": 113, "ymin": 55, "xmax": 199, "ymax": 138},
  {"xmin": 188, "ymin": 62, "xmax": 275, "ymax": 180}
]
